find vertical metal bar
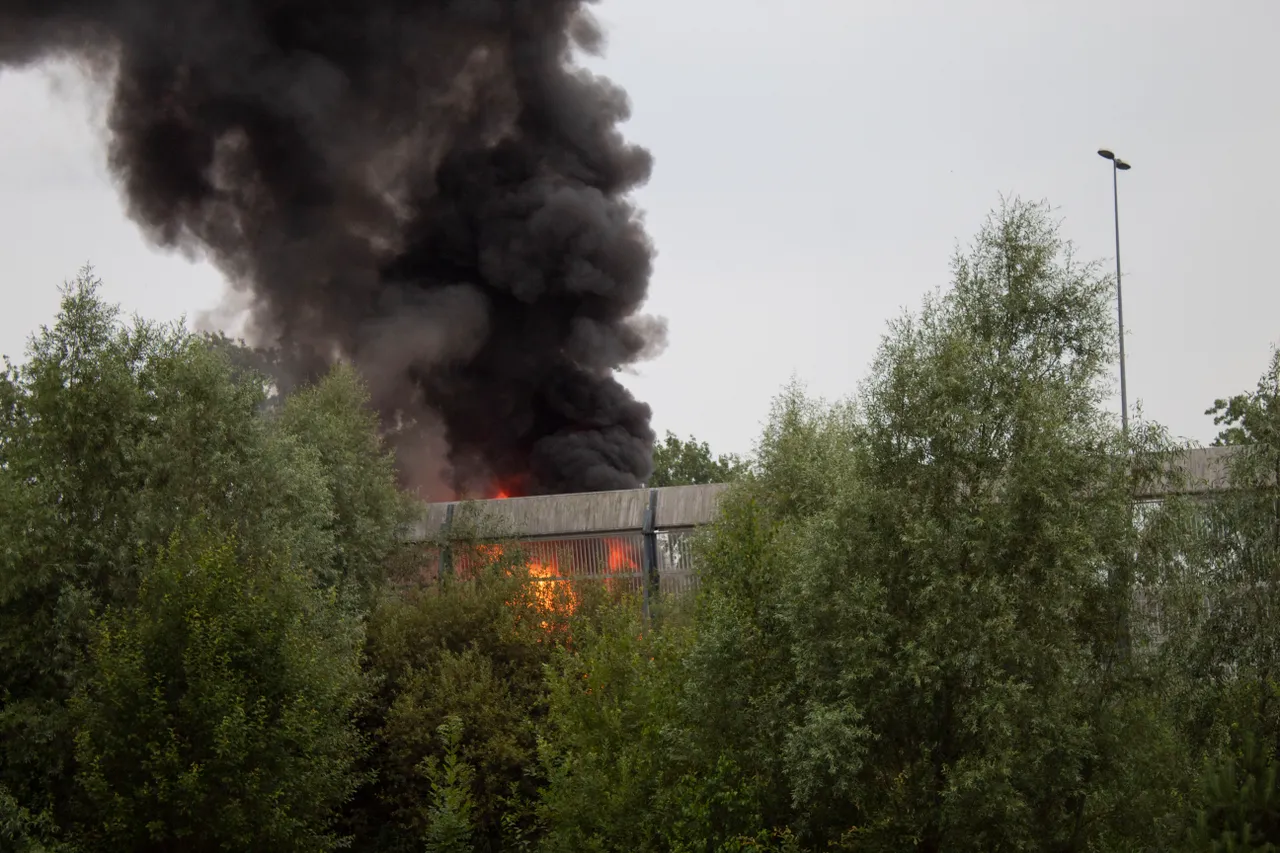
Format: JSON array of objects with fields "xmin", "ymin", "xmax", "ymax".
[
  {"xmin": 1113, "ymin": 163, "xmax": 1129, "ymax": 436},
  {"xmin": 438, "ymin": 502, "xmax": 456, "ymax": 581},
  {"xmin": 642, "ymin": 488, "xmax": 658, "ymax": 621}
]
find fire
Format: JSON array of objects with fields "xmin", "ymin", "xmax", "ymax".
[
  {"xmin": 449, "ymin": 535, "xmax": 640, "ymax": 629},
  {"xmin": 607, "ymin": 539, "xmax": 638, "ymax": 572},
  {"xmin": 524, "ymin": 555, "xmax": 579, "ymax": 618},
  {"xmin": 455, "ymin": 541, "xmax": 575, "ymax": 629},
  {"xmin": 490, "ymin": 479, "xmax": 525, "ymax": 499}
]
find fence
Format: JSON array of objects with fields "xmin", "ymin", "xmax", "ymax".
[
  {"xmin": 403, "ymin": 447, "xmax": 1257, "ymax": 616},
  {"xmin": 406, "ymin": 485, "xmax": 715, "ymax": 616},
  {"xmin": 433, "ymin": 529, "xmax": 703, "ymax": 600}
]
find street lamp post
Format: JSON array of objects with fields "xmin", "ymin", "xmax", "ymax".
[{"xmin": 1097, "ymin": 148, "xmax": 1131, "ymax": 435}]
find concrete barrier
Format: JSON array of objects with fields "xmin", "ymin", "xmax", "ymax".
[{"xmin": 407, "ymin": 447, "xmax": 1241, "ymax": 542}]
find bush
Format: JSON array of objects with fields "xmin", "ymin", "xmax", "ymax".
[
  {"xmin": 538, "ymin": 601, "xmax": 707, "ymax": 853},
  {"xmin": 1189, "ymin": 725, "xmax": 1280, "ymax": 851},
  {"xmin": 68, "ymin": 531, "xmax": 367, "ymax": 852},
  {"xmin": 349, "ymin": 538, "xmax": 590, "ymax": 853},
  {"xmin": 0, "ymin": 272, "xmax": 404, "ymax": 841},
  {"xmin": 533, "ymin": 199, "xmax": 1194, "ymax": 852}
]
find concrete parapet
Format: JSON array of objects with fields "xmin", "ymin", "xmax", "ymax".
[{"xmin": 407, "ymin": 447, "xmax": 1247, "ymax": 542}]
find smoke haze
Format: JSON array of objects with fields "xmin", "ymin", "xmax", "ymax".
[{"xmin": 0, "ymin": 0, "xmax": 665, "ymax": 498}]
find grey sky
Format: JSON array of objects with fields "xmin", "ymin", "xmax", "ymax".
[{"xmin": 2, "ymin": 0, "xmax": 1276, "ymax": 458}]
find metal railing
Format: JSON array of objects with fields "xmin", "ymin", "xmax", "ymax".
[{"xmin": 403, "ymin": 447, "xmax": 1271, "ymax": 619}]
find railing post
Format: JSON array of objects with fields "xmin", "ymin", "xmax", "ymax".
[
  {"xmin": 438, "ymin": 502, "xmax": 456, "ymax": 581},
  {"xmin": 642, "ymin": 488, "xmax": 659, "ymax": 621}
]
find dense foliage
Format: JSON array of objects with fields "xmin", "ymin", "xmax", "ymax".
[
  {"xmin": 0, "ymin": 272, "xmax": 406, "ymax": 850},
  {"xmin": 4, "ymin": 195, "xmax": 1280, "ymax": 852},
  {"xmin": 536, "ymin": 199, "xmax": 1193, "ymax": 852},
  {"xmin": 1206, "ymin": 349, "xmax": 1280, "ymax": 448},
  {"xmin": 71, "ymin": 533, "xmax": 367, "ymax": 852},
  {"xmin": 648, "ymin": 431, "xmax": 748, "ymax": 487}
]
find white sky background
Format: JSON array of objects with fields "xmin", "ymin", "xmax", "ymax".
[{"xmin": 1, "ymin": 0, "xmax": 1277, "ymax": 457}]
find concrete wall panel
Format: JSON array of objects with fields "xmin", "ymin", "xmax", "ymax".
[{"xmin": 408, "ymin": 447, "xmax": 1244, "ymax": 541}]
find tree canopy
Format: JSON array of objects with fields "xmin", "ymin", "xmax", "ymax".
[
  {"xmin": 537, "ymin": 198, "xmax": 1189, "ymax": 852},
  {"xmin": 0, "ymin": 271, "xmax": 405, "ymax": 850},
  {"xmin": 1207, "ymin": 347, "xmax": 1280, "ymax": 448},
  {"xmin": 4, "ymin": 202, "xmax": 1280, "ymax": 852},
  {"xmin": 647, "ymin": 431, "xmax": 747, "ymax": 487}
]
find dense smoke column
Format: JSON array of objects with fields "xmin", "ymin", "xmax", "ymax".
[{"xmin": 0, "ymin": 0, "xmax": 665, "ymax": 498}]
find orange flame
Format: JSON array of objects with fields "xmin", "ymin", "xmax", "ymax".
[
  {"xmin": 524, "ymin": 556, "xmax": 578, "ymax": 618},
  {"xmin": 455, "ymin": 542, "xmax": 574, "ymax": 630},
  {"xmin": 448, "ymin": 535, "xmax": 642, "ymax": 631},
  {"xmin": 607, "ymin": 539, "xmax": 638, "ymax": 572}
]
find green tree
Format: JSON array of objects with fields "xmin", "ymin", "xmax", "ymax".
[
  {"xmin": 1189, "ymin": 730, "xmax": 1280, "ymax": 852},
  {"xmin": 201, "ymin": 332, "xmax": 317, "ymax": 410},
  {"xmin": 276, "ymin": 362, "xmax": 412, "ymax": 602},
  {"xmin": 648, "ymin": 431, "xmax": 747, "ymax": 487},
  {"xmin": 538, "ymin": 198, "xmax": 1190, "ymax": 852},
  {"xmin": 0, "ymin": 270, "xmax": 404, "ymax": 845},
  {"xmin": 537, "ymin": 601, "xmax": 702, "ymax": 853},
  {"xmin": 421, "ymin": 717, "xmax": 479, "ymax": 853},
  {"xmin": 0, "ymin": 785, "xmax": 78, "ymax": 852},
  {"xmin": 1207, "ymin": 349, "xmax": 1280, "ymax": 447},
  {"xmin": 348, "ymin": 528, "xmax": 591, "ymax": 853},
  {"xmin": 1155, "ymin": 350, "xmax": 1280, "ymax": 850},
  {"xmin": 69, "ymin": 532, "xmax": 367, "ymax": 852}
]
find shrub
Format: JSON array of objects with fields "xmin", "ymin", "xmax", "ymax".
[{"xmin": 69, "ymin": 532, "xmax": 367, "ymax": 852}]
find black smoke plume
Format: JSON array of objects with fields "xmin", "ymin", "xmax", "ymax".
[{"xmin": 1, "ymin": 0, "xmax": 665, "ymax": 499}]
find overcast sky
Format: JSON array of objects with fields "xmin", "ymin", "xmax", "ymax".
[{"xmin": 2, "ymin": 0, "xmax": 1277, "ymax": 457}]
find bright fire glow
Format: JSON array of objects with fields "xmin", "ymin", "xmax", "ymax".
[
  {"xmin": 525, "ymin": 556, "xmax": 577, "ymax": 617},
  {"xmin": 452, "ymin": 536, "xmax": 640, "ymax": 629},
  {"xmin": 607, "ymin": 539, "xmax": 636, "ymax": 572}
]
